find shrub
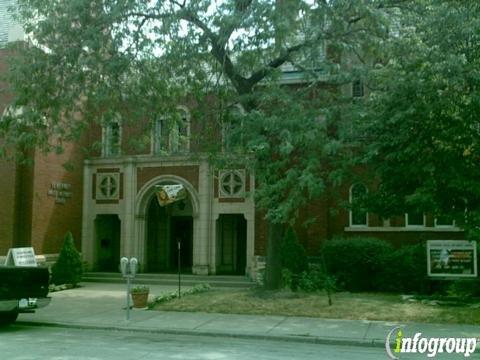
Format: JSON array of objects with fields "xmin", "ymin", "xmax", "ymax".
[
  {"xmin": 297, "ymin": 264, "xmax": 337, "ymax": 293},
  {"xmin": 380, "ymin": 242, "xmax": 427, "ymax": 293},
  {"xmin": 151, "ymin": 283, "xmax": 211, "ymax": 306},
  {"xmin": 281, "ymin": 227, "xmax": 308, "ymax": 291},
  {"xmin": 51, "ymin": 232, "xmax": 83, "ymax": 286},
  {"xmin": 322, "ymin": 236, "xmax": 393, "ymax": 292}
]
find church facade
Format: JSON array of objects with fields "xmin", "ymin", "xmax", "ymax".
[{"xmin": 0, "ymin": 2, "xmax": 465, "ymax": 278}]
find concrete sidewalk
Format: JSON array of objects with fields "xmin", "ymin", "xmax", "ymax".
[{"xmin": 17, "ymin": 282, "xmax": 480, "ymax": 348}]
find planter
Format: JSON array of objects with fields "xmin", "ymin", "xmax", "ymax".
[{"xmin": 131, "ymin": 291, "xmax": 149, "ymax": 308}]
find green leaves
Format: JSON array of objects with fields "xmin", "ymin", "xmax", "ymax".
[{"xmin": 362, "ymin": 1, "xmax": 480, "ymax": 234}]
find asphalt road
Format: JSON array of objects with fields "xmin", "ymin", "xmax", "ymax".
[
  {"xmin": 0, "ymin": 325, "xmax": 477, "ymax": 360},
  {"xmin": 1, "ymin": 324, "xmax": 377, "ymax": 360}
]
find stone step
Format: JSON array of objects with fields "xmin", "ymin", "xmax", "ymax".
[{"xmin": 82, "ymin": 272, "xmax": 255, "ymax": 288}]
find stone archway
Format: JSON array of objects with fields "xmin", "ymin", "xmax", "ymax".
[{"xmin": 135, "ymin": 175, "xmax": 200, "ymax": 272}]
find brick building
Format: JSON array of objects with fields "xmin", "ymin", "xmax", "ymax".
[{"xmin": 0, "ymin": 1, "xmax": 464, "ymax": 278}]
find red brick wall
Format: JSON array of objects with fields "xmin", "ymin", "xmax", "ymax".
[
  {"xmin": 0, "ymin": 50, "xmax": 18, "ymax": 254},
  {"xmin": 0, "ymin": 159, "xmax": 17, "ymax": 254},
  {"xmin": 30, "ymin": 139, "xmax": 85, "ymax": 254}
]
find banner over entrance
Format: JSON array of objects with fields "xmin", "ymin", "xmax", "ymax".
[{"xmin": 155, "ymin": 184, "xmax": 187, "ymax": 207}]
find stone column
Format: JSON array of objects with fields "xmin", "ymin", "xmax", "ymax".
[
  {"xmin": 192, "ymin": 160, "xmax": 211, "ymax": 275},
  {"xmin": 81, "ymin": 162, "xmax": 95, "ymax": 270},
  {"xmin": 122, "ymin": 159, "xmax": 136, "ymax": 259}
]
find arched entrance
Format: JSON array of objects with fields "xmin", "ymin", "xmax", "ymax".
[
  {"xmin": 146, "ymin": 193, "xmax": 193, "ymax": 272},
  {"xmin": 135, "ymin": 175, "xmax": 200, "ymax": 274}
]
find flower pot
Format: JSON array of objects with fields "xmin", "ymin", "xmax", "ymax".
[{"xmin": 131, "ymin": 291, "xmax": 149, "ymax": 308}]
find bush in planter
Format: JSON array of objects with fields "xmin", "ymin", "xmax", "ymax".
[
  {"xmin": 131, "ymin": 285, "xmax": 149, "ymax": 294},
  {"xmin": 51, "ymin": 232, "xmax": 83, "ymax": 286},
  {"xmin": 322, "ymin": 236, "xmax": 393, "ymax": 292},
  {"xmin": 131, "ymin": 285, "xmax": 150, "ymax": 308}
]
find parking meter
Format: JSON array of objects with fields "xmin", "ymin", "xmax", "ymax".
[
  {"xmin": 129, "ymin": 257, "xmax": 138, "ymax": 277},
  {"xmin": 119, "ymin": 257, "xmax": 138, "ymax": 320},
  {"xmin": 120, "ymin": 257, "xmax": 129, "ymax": 277}
]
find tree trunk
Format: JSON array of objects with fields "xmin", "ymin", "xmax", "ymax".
[{"xmin": 264, "ymin": 220, "xmax": 284, "ymax": 290}]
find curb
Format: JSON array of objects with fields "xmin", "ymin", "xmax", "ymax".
[{"xmin": 17, "ymin": 320, "xmax": 387, "ymax": 349}]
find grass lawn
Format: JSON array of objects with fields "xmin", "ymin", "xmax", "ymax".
[{"xmin": 152, "ymin": 287, "xmax": 480, "ymax": 325}]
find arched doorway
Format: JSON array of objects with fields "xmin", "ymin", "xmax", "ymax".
[{"xmin": 146, "ymin": 191, "xmax": 193, "ymax": 273}]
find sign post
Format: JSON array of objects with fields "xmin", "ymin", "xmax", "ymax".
[
  {"xmin": 120, "ymin": 257, "xmax": 138, "ymax": 320},
  {"xmin": 156, "ymin": 184, "xmax": 187, "ymax": 299},
  {"xmin": 427, "ymin": 240, "xmax": 477, "ymax": 278}
]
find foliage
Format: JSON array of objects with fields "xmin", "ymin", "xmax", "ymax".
[
  {"xmin": 299, "ymin": 264, "xmax": 337, "ymax": 293},
  {"xmin": 280, "ymin": 227, "xmax": 308, "ymax": 291},
  {"xmin": 5, "ymin": 0, "xmax": 402, "ymax": 289},
  {"xmin": 447, "ymin": 280, "xmax": 480, "ymax": 300},
  {"xmin": 131, "ymin": 285, "xmax": 149, "ymax": 294},
  {"xmin": 380, "ymin": 243, "xmax": 427, "ymax": 294},
  {"xmin": 51, "ymin": 232, "xmax": 83, "ymax": 286},
  {"xmin": 361, "ymin": 1, "xmax": 480, "ymax": 234},
  {"xmin": 150, "ymin": 283, "xmax": 211, "ymax": 307},
  {"xmin": 322, "ymin": 236, "xmax": 393, "ymax": 292}
]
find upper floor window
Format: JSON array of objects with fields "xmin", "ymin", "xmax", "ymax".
[
  {"xmin": 405, "ymin": 211, "xmax": 426, "ymax": 227},
  {"xmin": 102, "ymin": 119, "xmax": 121, "ymax": 157},
  {"xmin": 349, "ymin": 183, "xmax": 368, "ymax": 226},
  {"xmin": 435, "ymin": 216, "xmax": 455, "ymax": 228},
  {"xmin": 152, "ymin": 106, "xmax": 190, "ymax": 154},
  {"xmin": 222, "ymin": 104, "xmax": 244, "ymax": 152},
  {"xmin": 352, "ymin": 79, "xmax": 364, "ymax": 98}
]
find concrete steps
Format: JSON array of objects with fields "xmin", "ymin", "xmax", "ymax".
[{"xmin": 82, "ymin": 272, "xmax": 255, "ymax": 288}]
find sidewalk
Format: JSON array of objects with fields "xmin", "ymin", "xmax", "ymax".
[{"xmin": 17, "ymin": 282, "xmax": 480, "ymax": 348}]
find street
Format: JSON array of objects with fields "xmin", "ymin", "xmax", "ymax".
[
  {"xmin": 1, "ymin": 325, "xmax": 477, "ymax": 360},
  {"xmin": 0, "ymin": 324, "xmax": 379, "ymax": 360}
]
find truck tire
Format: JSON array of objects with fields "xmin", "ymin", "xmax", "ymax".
[{"xmin": 0, "ymin": 311, "xmax": 19, "ymax": 326}]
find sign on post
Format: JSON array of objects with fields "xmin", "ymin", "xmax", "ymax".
[
  {"xmin": 427, "ymin": 240, "xmax": 477, "ymax": 278},
  {"xmin": 4, "ymin": 247, "xmax": 37, "ymax": 267}
]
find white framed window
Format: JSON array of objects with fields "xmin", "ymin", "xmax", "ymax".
[
  {"xmin": 352, "ymin": 79, "xmax": 364, "ymax": 98},
  {"xmin": 349, "ymin": 183, "xmax": 368, "ymax": 227},
  {"xmin": 96, "ymin": 173, "xmax": 120, "ymax": 200},
  {"xmin": 102, "ymin": 120, "xmax": 121, "ymax": 157},
  {"xmin": 405, "ymin": 212, "xmax": 426, "ymax": 227},
  {"xmin": 152, "ymin": 106, "xmax": 190, "ymax": 154},
  {"xmin": 434, "ymin": 216, "xmax": 456, "ymax": 228},
  {"xmin": 219, "ymin": 170, "xmax": 245, "ymax": 198}
]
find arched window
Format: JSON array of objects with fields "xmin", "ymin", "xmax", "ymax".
[
  {"xmin": 152, "ymin": 106, "xmax": 190, "ymax": 154},
  {"xmin": 349, "ymin": 183, "xmax": 368, "ymax": 226},
  {"xmin": 102, "ymin": 116, "xmax": 121, "ymax": 157}
]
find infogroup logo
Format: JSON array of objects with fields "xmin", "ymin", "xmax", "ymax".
[{"xmin": 385, "ymin": 326, "xmax": 478, "ymax": 359}]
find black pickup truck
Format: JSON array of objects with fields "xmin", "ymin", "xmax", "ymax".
[{"xmin": 0, "ymin": 266, "xmax": 51, "ymax": 325}]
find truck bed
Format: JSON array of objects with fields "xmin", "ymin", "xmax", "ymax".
[{"xmin": 0, "ymin": 266, "xmax": 50, "ymax": 300}]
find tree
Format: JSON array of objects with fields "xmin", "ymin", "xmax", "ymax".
[
  {"xmin": 51, "ymin": 232, "xmax": 83, "ymax": 286},
  {"xmin": 362, "ymin": 1, "xmax": 480, "ymax": 238},
  {"xmin": 4, "ymin": 0, "xmax": 399, "ymax": 288}
]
